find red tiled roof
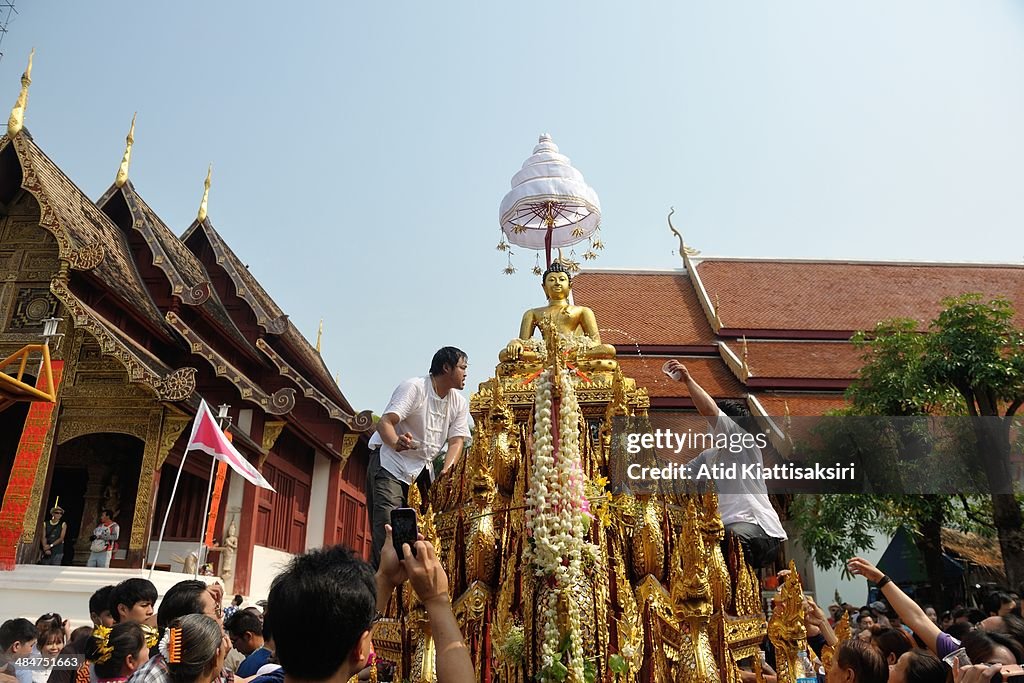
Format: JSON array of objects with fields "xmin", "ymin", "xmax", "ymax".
[
  {"xmin": 696, "ymin": 259, "xmax": 1024, "ymax": 333},
  {"xmin": 618, "ymin": 355, "xmax": 746, "ymax": 400},
  {"xmin": 723, "ymin": 340, "xmax": 862, "ymax": 380},
  {"xmin": 754, "ymin": 393, "xmax": 850, "ymax": 416},
  {"xmin": 572, "ymin": 271, "xmax": 717, "ymax": 347}
]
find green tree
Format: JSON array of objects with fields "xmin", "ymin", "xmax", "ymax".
[
  {"xmin": 791, "ymin": 297, "xmax": 1023, "ymax": 599},
  {"xmin": 919, "ymin": 295, "xmax": 1024, "ymax": 588}
]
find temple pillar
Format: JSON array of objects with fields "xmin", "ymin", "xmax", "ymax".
[
  {"xmin": 323, "ymin": 455, "xmax": 342, "ymax": 547},
  {"xmin": 234, "ymin": 479, "xmax": 258, "ymax": 596},
  {"xmin": 1, "ymin": 361, "xmax": 64, "ymax": 569}
]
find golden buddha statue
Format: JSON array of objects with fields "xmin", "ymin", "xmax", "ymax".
[{"xmin": 499, "ymin": 261, "xmax": 618, "ymax": 372}]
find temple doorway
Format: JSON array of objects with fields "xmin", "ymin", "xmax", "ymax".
[{"xmin": 49, "ymin": 433, "xmax": 143, "ymax": 566}]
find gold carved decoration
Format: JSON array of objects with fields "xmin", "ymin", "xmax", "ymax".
[
  {"xmin": 767, "ymin": 560, "xmax": 809, "ymax": 683},
  {"xmin": 157, "ymin": 414, "xmax": 192, "ymax": 469},
  {"xmin": 261, "ymin": 420, "xmax": 287, "ymax": 453},
  {"xmin": 114, "ymin": 113, "xmax": 135, "ymax": 188},
  {"xmin": 130, "ymin": 410, "xmax": 165, "ymax": 549},
  {"xmin": 51, "ymin": 280, "xmax": 196, "ymax": 400},
  {"xmin": 167, "ymin": 311, "xmax": 294, "ymax": 414},
  {"xmin": 67, "ymin": 241, "xmax": 106, "ymax": 271},
  {"xmin": 7, "ymin": 49, "xmax": 32, "ymax": 138}
]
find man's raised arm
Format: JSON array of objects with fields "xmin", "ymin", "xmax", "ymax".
[{"xmin": 665, "ymin": 360, "xmax": 719, "ymax": 420}]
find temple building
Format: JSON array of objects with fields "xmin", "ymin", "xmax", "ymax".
[
  {"xmin": 571, "ymin": 229, "xmax": 1024, "ymax": 599},
  {"xmin": 0, "ymin": 64, "xmax": 373, "ymax": 598}
]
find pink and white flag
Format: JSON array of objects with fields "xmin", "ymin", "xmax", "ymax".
[{"xmin": 186, "ymin": 399, "xmax": 275, "ymax": 491}]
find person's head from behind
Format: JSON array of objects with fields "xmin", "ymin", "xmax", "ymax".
[
  {"xmin": 87, "ymin": 622, "xmax": 150, "ymax": 680},
  {"xmin": 0, "ymin": 618, "xmax": 37, "ymax": 661},
  {"xmin": 90, "ymin": 586, "xmax": 116, "ymax": 627},
  {"xmin": 36, "ymin": 621, "xmax": 65, "ymax": 657},
  {"xmin": 872, "ymin": 626, "xmax": 913, "ymax": 666},
  {"xmin": 828, "ymin": 639, "xmax": 887, "ymax": 683},
  {"xmin": 268, "ymin": 545, "xmax": 375, "ymax": 681},
  {"xmin": 111, "ymin": 578, "xmax": 158, "ymax": 626},
  {"xmin": 232, "ymin": 595, "xmax": 243, "ymax": 608},
  {"xmin": 70, "ymin": 626, "xmax": 94, "ymax": 644},
  {"xmin": 716, "ymin": 399, "xmax": 761, "ymax": 435},
  {"xmin": 158, "ymin": 581, "xmax": 217, "ymax": 634},
  {"xmin": 886, "ymin": 649, "xmax": 948, "ymax": 683},
  {"xmin": 963, "ymin": 629, "xmax": 1024, "ymax": 666},
  {"xmin": 987, "ymin": 591, "xmax": 1017, "ymax": 617},
  {"xmin": 161, "ymin": 614, "xmax": 226, "ymax": 683},
  {"xmin": 224, "ymin": 609, "xmax": 263, "ymax": 656}
]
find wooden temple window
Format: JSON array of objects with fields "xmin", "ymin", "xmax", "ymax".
[
  {"xmin": 255, "ymin": 452, "xmax": 310, "ymax": 554},
  {"xmin": 152, "ymin": 465, "xmax": 208, "ymax": 541}
]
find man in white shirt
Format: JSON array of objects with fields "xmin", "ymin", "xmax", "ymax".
[
  {"xmin": 366, "ymin": 347, "xmax": 471, "ymax": 567},
  {"xmin": 665, "ymin": 359, "xmax": 788, "ymax": 569}
]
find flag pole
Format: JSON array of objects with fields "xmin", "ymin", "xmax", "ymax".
[
  {"xmin": 148, "ymin": 447, "xmax": 189, "ymax": 579},
  {"xmin": 195, "ymin": 404, "xmax": 231, "ymax": 579}
]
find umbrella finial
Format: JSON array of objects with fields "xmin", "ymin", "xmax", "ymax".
[{"xmin": 539, "ymin": 132, "xmax": 551, "ymax": 143}]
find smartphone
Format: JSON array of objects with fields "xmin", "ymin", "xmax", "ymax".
[
  {"xmin": 391, "ymin": 507, "xmax": 418, "ymax": 560},
  {"xmin": 995, "ymin": 664, "xmax": 1024, "ymax": 682}
]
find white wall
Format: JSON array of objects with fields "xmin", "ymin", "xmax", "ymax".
[
  {"xmin": 147, "ymin": 540, "xmax": 210, "ymax": 572},
  {"xmin": 801, "ymin": 528, "xmax": 889, "ymax": 609},
  {"xmin": 248, "ymin": 545, "xmax": 294, "ymax": 601},
  {"xmin": 305, "ymin": 451, "xmax": 331, "ymax": 550}
]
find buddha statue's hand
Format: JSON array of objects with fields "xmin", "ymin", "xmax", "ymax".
[{"xmin": 505, "ymin": 339, "xmax": 524, "ymax": 360}]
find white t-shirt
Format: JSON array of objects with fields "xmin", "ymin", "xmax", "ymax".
[
  {"xmin": 690, "ymin": 411, "xmax": 788, "ymax": 540},
  {"xmin": 369, "ymin": 376, "xmax": 471, "ymax": 483}
]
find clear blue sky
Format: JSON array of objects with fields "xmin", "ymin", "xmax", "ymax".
[{"xmin": 3, "ymin": 2, "xmax": 1023, "ymax": 414}]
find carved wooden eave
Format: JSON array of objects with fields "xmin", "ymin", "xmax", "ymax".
[
  {"xmin": 7, "ymin": 132, "xmax": 167, "ymax": 330},
  {"xmin": 166, "ymin": 311, "xmax": 295, "ymax": 415},
  {"xmin": 191, "ymin": 218, "xmax": 288, "ymax": 335},
  {"xmin": 51, "ymin": 279, "xmax": 197, "ymax": 401},
  {"xmin": 256, "ymin": 338, "xmax": 374, "ymax": 432},
  {"xmin": 98, "ymin": 181, "xmax": 212, "ymax": 306}
]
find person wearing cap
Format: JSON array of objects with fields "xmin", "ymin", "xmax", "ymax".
[{"xmin": 39, "ymin": 505, "xmax": 67, "ymax": 566}]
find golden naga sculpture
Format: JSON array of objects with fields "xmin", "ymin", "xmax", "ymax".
[
  {"xmin": 499, "ymin": 261, "xmax": 618, "ymax": 373},
  {"xmin": 767, "ymin": 561, "xmax": 811, "ymax": 683},
  {"xmin": 374, "ymin": 266, "xmax": 768, "ymax": 682}
]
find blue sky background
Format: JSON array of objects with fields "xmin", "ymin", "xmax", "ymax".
[{"xmin": 2, "ymin": 2, "xmax": 1023, "ymax": 413}]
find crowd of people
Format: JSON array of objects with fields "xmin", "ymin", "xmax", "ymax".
[
  {"xmin": 0, "ymin": 526, "xmax": 473, "ymax": 683},
  {"xmin": 742, "ymin": 557, "xmax": 1023, "ymax": 683}
]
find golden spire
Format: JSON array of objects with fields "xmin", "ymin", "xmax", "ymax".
[
  {"xmin": 315, "ymin": 319, "xmax": 323, "ymax": 354},
  {"xmin": 7, "ymin": 49, "xmax": 34, "ymax": 138},
  {"xmin": 741, "ymin": 335, "xmax": 750, "ymax": 378},
  {"xmin": 114, "ymin": 113, "xmax": 136, "ymax": 188},
  {"xmin": 197, "ymin": 164, "xmax": 212, "ymax": 222}
]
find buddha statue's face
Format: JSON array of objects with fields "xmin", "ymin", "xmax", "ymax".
[{"xmin": 542, "ymin": 271, "xmax": 571, "ymax": 301}]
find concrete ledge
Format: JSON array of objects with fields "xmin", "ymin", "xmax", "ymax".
[{"xmin": 0, "ymin": 565, "xmax": 222, "ymax": 624}]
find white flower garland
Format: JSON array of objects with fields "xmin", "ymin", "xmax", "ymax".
[{"xmin": 525, "ymin": 368, "xmax": 589, "ymax": 681}]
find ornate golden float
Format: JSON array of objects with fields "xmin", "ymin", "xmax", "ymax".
[{"xmin": 370, "ymin": 264, "xmax": 823, "ymax": 682}]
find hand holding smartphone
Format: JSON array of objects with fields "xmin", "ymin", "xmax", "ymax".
[{"xmin": 390, "ymin": 507, "xmax": 418, "ymax": 560}]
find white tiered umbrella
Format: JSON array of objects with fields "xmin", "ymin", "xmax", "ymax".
[{"xmin": 498, "ymin": 134, "xmax": 602, "ymax": 271}]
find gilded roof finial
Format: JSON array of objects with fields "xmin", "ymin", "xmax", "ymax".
[
  {"xmin": 7, "ymin": 49, "xmax": 34, "ymax": 138},
  {"xmin": 315, "ymin": 319, "xmax": 323, "ymax": 354},
  {"xmin": 667, "ymin": 207, "xmax": 701, "ymax": 263},
  {"xmin": 197, "ymin": 164, "xmax": 212, "ymax": 222},
  {"xmin": 114, "ymin": 113, "xmax": 136, "ymax": 188},
  {"xmin": 741, "ymin": 335, "xmax": 750, "ymax": 378}
]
